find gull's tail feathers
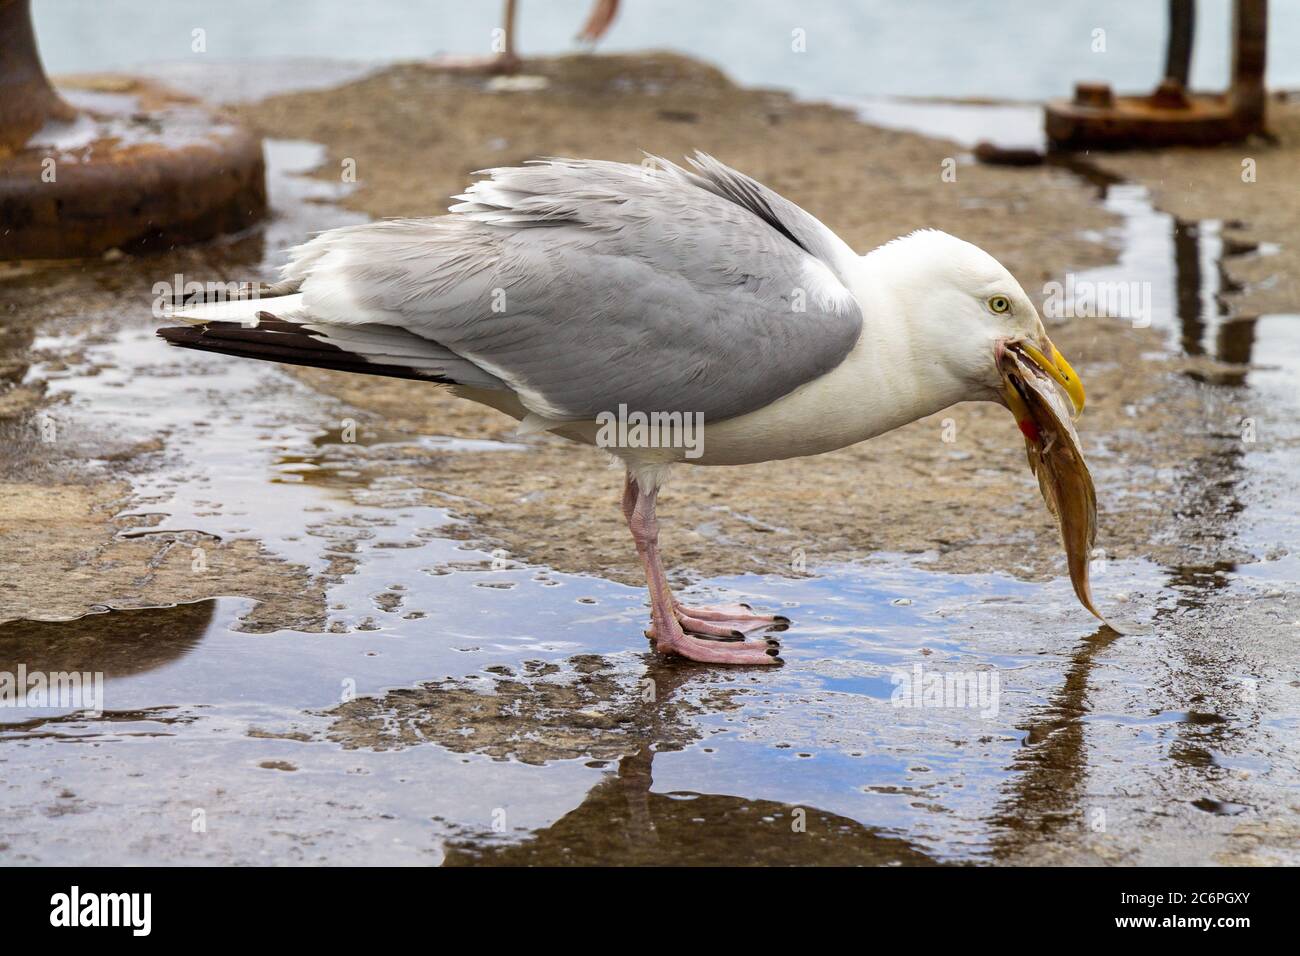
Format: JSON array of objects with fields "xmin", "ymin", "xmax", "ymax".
[
  {"xmin": 157, "ymin": 296, "xmax": 507, "ymax": 389},
  {"xmin": 167, "ymin": 291, "xmax": 308, "ymax": 326}
]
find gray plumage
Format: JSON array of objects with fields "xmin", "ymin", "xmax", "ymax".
[{"xmin": 172, "ymin": 153, "xmax": 864, "ymax": 425}]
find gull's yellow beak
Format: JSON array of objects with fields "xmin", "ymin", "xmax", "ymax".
[{"xmin": 1018, "ymin": 339, "xmax": 1085, "ymax": 419}]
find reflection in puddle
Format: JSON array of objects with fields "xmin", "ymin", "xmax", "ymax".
[
  {"xmin": 0, "ymin": 600, "xmax": 212, "ymax": 682},
  {"xmin": 443, "ymin": 749, "xmax": 940, "ymax": 867},
  {"xmin": 0, "ymin": 553, "xmax": 1157, "ymax": 864},
  {"xmin": 989, "ymin": 624, "xmax": 1120, "ymax": 859},
  {"xmin": 1047, "ymin": 159, "xmax": 1297, "ymax": 400}
]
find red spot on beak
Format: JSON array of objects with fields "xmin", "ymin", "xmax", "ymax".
[{"xmin": 1018, "ymin": 418, "xmax": 1040, "ymax": 443}]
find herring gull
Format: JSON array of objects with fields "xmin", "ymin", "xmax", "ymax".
[{"xmin": 158, "ymin": 153, "xmax": 1085, "ymax": 665}]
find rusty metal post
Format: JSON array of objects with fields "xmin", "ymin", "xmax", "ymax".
[
  {"xmin": 1045, "ymin": 0, "xmax": 1268, "ymax": 150},
  {"xmin": 0, "ymin": 0, "xmax": 75, "ymax": 154},
  {"xmin": 1164, "ymin": 0, "xmax": 1195, "ymax": 87},
  {"xmin": 1230, "ymin": 0, "xmax": 1268, "ymax": 128}
]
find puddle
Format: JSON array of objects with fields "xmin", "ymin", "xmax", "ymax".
[
  {"xmin": 837, "ymin": 96, "xmax": 1045, "ymax": 151},
  {"xmin": 1, "ymin": 96, "xmax": 1298, "ymax": 865},
  {"xmin": 1, "ymin": 546, "xmax": 1293, "ymax": 864},
  {"xmin": 25, "ymin": 88, "xmax": 241, "ymax": 155},
  {"xmin": 1049, "ymin": 164, "xmax": 1300, "ymax": 568},
  {"xmin": 0, "ymin": 557, "xmax": 1153, "ymax": 865}
]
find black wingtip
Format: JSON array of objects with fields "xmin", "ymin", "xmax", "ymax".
[
  {"xmin": 154, "ymin": 320, "xmax": 452, "ymax": 385},
  {"xmin": 157, "ymin": 325, "xmax": 201, "ymax": 345}
]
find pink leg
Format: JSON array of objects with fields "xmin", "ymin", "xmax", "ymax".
[
  {"xmin": 623, "ymin": 474, "xmax": 781, "ymax": 665},
  {"xmin": 621, "ymin": 478, "xmax": 784, "ymax": 640}
]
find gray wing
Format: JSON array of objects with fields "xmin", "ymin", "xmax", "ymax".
[{"xmin": 279, "ymin": 153, "xmax": 864, "ymax": 423}]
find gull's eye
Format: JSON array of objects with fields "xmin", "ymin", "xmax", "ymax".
[{"xmin": 988, "ymin": 295, "xmax": 1012, "ymax": 315}]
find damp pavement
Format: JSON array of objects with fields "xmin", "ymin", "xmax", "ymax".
[{"xmin": 1, "ymin": 81, "xmax": 1299, "ymax": 866}]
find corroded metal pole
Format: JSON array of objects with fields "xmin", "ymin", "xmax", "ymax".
[
  {"xmin": 1230, "ymin": 0, "xmax": 1268, "ymax": 127},
  {"xmin": 0, "ymin": 0, "xmax": 75, "ymax": 154},
  {"xmin": 1164, "ymin": 0, "xmax": 1194, "ymax": 87},
  {"xmin": 1044, "ymin": 0, "xmax": 1268, "ymax": 149}
]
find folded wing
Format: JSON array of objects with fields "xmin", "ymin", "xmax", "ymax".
[{"xmin": 168, "ymin": 154, "xmax": 864, "ymax": 424}]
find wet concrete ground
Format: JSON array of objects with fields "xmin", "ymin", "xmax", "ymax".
[{"xmin": 1, "ymin": 60, "xmax": 1298, "ymax": 865}]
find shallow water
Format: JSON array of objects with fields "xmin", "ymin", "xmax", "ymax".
[
  {"xmin": 0, "ymin": 563, "xmax": 1133, "ymax": 865},
  {"xmin": 1, "ymin": 545, "xmax": 1294, "ymax": 864},
  {"xmin": 2, "ymin": 102, "xmax": 1299, "ymax": 865},
  {"xmin": 34, "ymin": 0, "xmax": 1300, "ymax": 100}
]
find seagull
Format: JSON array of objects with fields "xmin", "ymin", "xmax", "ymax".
[
  {"xmin": 158, "ymin": 153, "xmax": 1085, "ymax": 666},
  {"xmin": 438, "ymin": 0, "xmax": 620, "ymax": 74}
]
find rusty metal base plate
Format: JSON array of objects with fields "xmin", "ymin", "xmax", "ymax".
[
  {"xmin": 1046, "ymin": 92, "xmax": 1258, "ymax": 151},
  {"xmin": 0, "ymin": 77, "xmax": 266, "ymax": 260}
]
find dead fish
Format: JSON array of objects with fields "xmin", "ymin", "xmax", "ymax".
[{"xmin": 999, "ymin": 344, "xmax": 1104, "ymax": 621}]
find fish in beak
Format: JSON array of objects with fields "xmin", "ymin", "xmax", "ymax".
[
  {"xmin": 998, "ymin": 339, "xmax": 1104, "ymax": 622},
  {"xmin": 1001, "ymin": 337, "xmax": 1085, "ymax": 438},
  {"xmin": 1020, "ymin": 341, "xmax": 1084, "ymax": 416}
]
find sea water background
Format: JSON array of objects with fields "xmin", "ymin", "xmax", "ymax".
[{"xmin": 35, "ymin": 0, "xmax": 1300, "ymax": 103}]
